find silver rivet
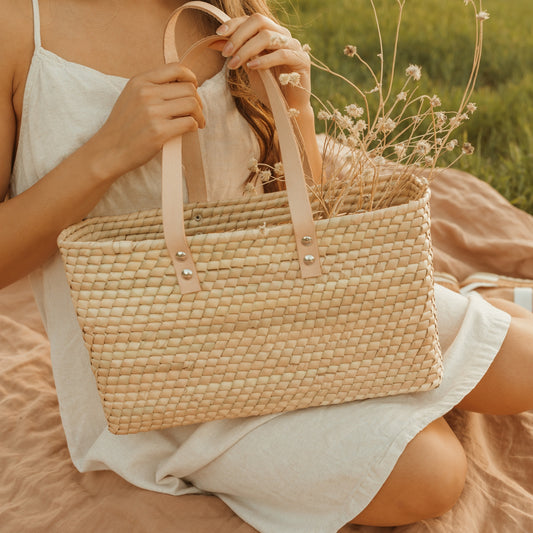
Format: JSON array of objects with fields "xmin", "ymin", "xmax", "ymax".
[
  {"xmin": 194, "ymin": 214, "xmax": 202, "ymax": 222},
  {"xmin": 304, "ymin": 255, "xmax": 315, "ymax": 265},
  {"xmin": 301, "ymin": 236, "xmax": 313, "ymax": 246},
  {"xmin": 176, "ymin": 251, "xmax": 187, "ymax": 261},
  {"xmin": 181, "ymin": 269, "xmax": 193, "ymax": 280}
]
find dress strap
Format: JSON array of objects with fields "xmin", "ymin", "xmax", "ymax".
[{"xmin": 31, "ymin": 0, "xmax": 42, "ymax": 48}]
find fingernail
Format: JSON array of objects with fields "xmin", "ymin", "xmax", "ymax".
[
  {"xmin": 247, "ymin": 58, "xmax": 260, "ymax": 69},
  {"xmin": 216, "ymin": 24, "xmax": 229, "ymax": 36},
  {"xmin": 222, "ymin": 41, "xmax": 234, "ymax": 57},
  {"xmin": 227, "ymin": 55, "xmax": 241, "ymax": 70}
]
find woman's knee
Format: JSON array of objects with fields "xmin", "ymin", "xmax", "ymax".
[
  {"xmin": 407, "ymin": 418, "xmax": 467, "ymax": 518},
  {"xmin": 351, "ymin": 418, "xmax": 467, "ymax": 527}
]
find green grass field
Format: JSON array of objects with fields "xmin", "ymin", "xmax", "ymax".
[{"xmin": 277, "ymin": 0, "xmax": 533, "ymax": 213}]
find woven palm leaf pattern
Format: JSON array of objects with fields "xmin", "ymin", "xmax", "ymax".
[{"xmin": 58, "ymin": 175, "xmax": 442, "ymax": 434}]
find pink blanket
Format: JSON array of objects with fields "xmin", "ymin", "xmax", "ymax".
[{"xmin": 1, "ymin": 169, "xmax": 533, "ymax": 532}]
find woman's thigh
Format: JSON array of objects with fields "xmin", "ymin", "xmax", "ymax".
[
  {"xmin": 349, "ymin": 417, "xmax": 467, "ymax": 527},
  {"xmin": 457, "ymin": 298, "xmax": 533, "ymax": 415}
]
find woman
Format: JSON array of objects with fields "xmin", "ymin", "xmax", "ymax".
[{"xmin": 0, "ymin": 0, "xmax": 532, "ymax": 531}]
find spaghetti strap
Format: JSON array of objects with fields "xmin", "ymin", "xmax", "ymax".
[{"xmin": 31, "ymin": 0, "xmax": 41, "ymax": 48}]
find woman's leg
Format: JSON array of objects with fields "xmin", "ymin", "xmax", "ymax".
[
  {"xmin": 348, "ymin": 417, "xmax": 467, "ymax": 527},
  {"xmin": 349, "ymin": 297, "xmax": 533, "ymax": 527},
  {"xmin": 457, "ymin": 298, "xmax": 533, "ymax": 415}
]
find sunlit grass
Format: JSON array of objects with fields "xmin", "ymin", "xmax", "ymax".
[{"xmin": 277, "ymin": 0, "xmax": 533, "ymax": 213}]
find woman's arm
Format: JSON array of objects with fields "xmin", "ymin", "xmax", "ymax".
[{"xmin": 0, "ymin": 53, "xmax": 205, "ymax": 290}]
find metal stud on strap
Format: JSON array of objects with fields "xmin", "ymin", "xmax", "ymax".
[{"xmin": 181, "ymin": 269, "xmax": 194, "ymax": 280}]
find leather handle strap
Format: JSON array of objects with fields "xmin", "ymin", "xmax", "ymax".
[
  {"xmin": 182, "ymin": 133, "xmax": 207, "ymax": 203},
  {"xmin": 162, "ymin": 1, "xmax": 321, "ymax": 294}
]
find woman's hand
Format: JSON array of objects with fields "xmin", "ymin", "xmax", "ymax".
[
  {"xmin": 88, "ymin": 63, "xmax": 205, "ymax": 181},
  {"xmin": 214, "ymin": 14, "xmax": 312, "ymax": 113}
]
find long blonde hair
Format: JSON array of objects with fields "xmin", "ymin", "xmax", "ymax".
[{"xmin": 204, "ymin": 0, "xmax": 284, "ymax": 192}]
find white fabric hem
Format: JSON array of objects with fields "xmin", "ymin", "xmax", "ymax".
[{"xmin": 332, "ymin": 297, "xmax": 511, "ymax": 532}]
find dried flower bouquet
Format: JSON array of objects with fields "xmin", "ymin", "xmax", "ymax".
[{"xmin": 251, "ymin": 0, "xmax": 488, "ymax": 219}]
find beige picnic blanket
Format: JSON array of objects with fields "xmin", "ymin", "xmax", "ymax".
[{"xmin": 1, "ymin": 168, "xmax": 533, "ymax": 533}]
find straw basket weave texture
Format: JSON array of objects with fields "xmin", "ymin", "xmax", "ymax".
[{"xmin": 58, "ymin": 175, "xmax": 442, "ymax": 435}]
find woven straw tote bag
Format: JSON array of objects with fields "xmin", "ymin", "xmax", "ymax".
[{"xmin": 57, "ymin": 1, "xmax": 443, "ymax": 435}]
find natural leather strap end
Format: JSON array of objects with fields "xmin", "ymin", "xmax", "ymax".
[
  {"xmin": 169, "ymin": 254, "xmax": 202, "ymax": 294},
  {"xmin": 162, "ymin": 138, "xmax": 201, "ymax": 294}
]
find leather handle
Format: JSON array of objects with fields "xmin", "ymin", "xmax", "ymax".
[{"xmin": 162, "ymin": 1, "xmax": 321, "ymax": 295}]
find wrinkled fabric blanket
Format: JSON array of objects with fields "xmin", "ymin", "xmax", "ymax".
[{"xmin": 1, "ymin": 169, "xmax": 533, "ymax": 533}]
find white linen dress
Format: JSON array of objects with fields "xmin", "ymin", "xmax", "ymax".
[{"xmin": 10, "ymin": 1, "xmax": 512, "ymax": 531}]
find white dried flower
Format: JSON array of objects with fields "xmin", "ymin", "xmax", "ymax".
[
  {"xmin": 416, "ymin": 140, "xmax": 431, "ymax": 155},
  {"xmin": 397, "ymin": 91, "xmax": 408, "ymax": 101},
  {"xmin": 248, "ymin": 158, "xmax": 259, "ymax": 172},
  {"xmin": 462, "ymin": 142, "xmax": 475, "ymax": 155},
  {"xmin": 302, "ymin": 43, "xmax": 311, "ymax": 53},
  {"xmin": 477, "ymin": 11, "xmax": 490, "ymax": 21},
  {"xmin": 288, "ymin": 108, "xmax": 301, "ymax": 118},
  {"xmin": 376, "ymin": 117, "xmax": 397, "ymax": 133},
  {"xmin": 353, "ymin": 120, "xmax": 368, "ymax": 134},
  {"xmin": 430, "ymin": 95, "xmax": 441, "ymax": 107},
  {"xmin": 345, "ymin": 104, "xmax": 364, "ymax": 118},
  {"xmin": 446, "ymin": 139, "xmax": 459, "ymax": 151},
  {"xmin": 270, "ymin": 34, "xmax": 289, "ymax": 47},
  {"xmin": 317, "ymin": 110, "xmax": 331, "ymax": 121},
  {"xmin": 424, "ymin": 156, "xmax": 435, "ymax": 166},
  {"xmin": 394, "ymin": 143, "xmax": 407, "ymax": 157},
  {"xmin": 278, "ymin": 72, "xmax": 301, "ymax": 87},
  {"xmin": 373, "ymin": 156, "xmax": 387, "ymax": 166},
  {"xmin": 333, "ymin": 110, "xmax": 354, "ymax": 130},
  {"xmin": 344, "ymin": 45, "xmax": 357, "ymax": 57},
  {"xmin": 274, "ymin": 162, "xmax": 284, "ymax": 175},
  {"xmin": 259, "ymin": 170, "xmax": 272, "ymax": 183},
  {"xmin": 449, "ymin": 114, "xmax": 464, "ymax": 128},
  {"xmin": 406, "ymin": 64, "xmax": 422, "ymax": 81},
  {"xmin": 435, "ymin": 112, "xmax": 447, "ymax": 127},
  {"xmin": 244, "ymin": 182, "xmax": 257, "ymax": 195},
  {"xmin": 467, "ymin": 102, "xmax": 478, "ymax": 114},
  {"xmin": 436, "ymin": 137, "xmax": 444, "ymax": 146}
]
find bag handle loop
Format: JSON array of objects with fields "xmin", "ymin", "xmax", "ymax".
[{"xmin": 162, "ymin": 0, "xmax": 321, "ymax": 294}]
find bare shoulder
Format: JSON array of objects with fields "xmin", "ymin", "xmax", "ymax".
[
  {"xmin": 0, "ymin": 0, "xmax": 34, "ymax": 89},
  {"xmin": 0, "ymin": 0, "xmax": 33, "ymax": 199},
  {"xmin": 0, "ymin": 0, "xmax": 33, "ymax": 53}
]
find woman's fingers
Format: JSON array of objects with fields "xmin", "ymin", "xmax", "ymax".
[
  {"xmin": 246, "ymin": 47, "xmax": 306, "ymax": 71},
  {"xmin": 139, "ymin": 62, "xmax": 199, "ymax": 86},
  {"xmin": 156, "ymin": 81, "xmax": 203, "ymax": 106},
  {"xmin": 224, "ymin": 30, "xmax": 302, "ymax": 70},
  {"xmin": 156, "ymin": 96, "xmax": 205, "ymax": 127},
  {"xmin": 217, "ymin": 14, "xmax": 293, "ymax": 67},
  {"xmin": 214, "ymin": 14, "xmax": 312, "ymax": 110},
  {"xmin": 216, "ymin": 13, "xmax": 290, "ymax": 42},
  {"xmin": 93, "ymin": 61, "xmax": 207, "ymax": 177}
]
